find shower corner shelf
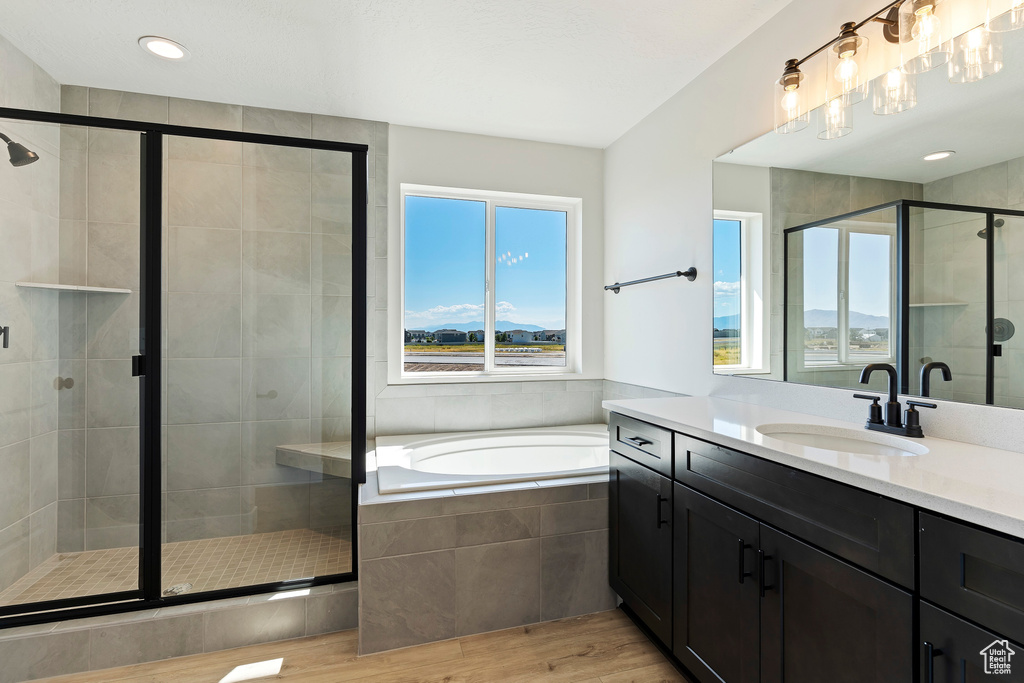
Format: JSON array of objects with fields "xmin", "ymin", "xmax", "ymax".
[
  {"xmin": 909, "ymin": 301, "xmax": 968, "ymax": 308},
  {"xmin": 16, "ymin": 282, "xmax": 132, "ymax": 295}
]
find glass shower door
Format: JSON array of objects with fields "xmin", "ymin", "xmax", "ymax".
[
  {"xmin": 160, "ymin": 134, "xmax": 354, "ymax": 596},
  {"xmin": 992, "ymin": 213, "xmax": 1024, "ymax": 408},
  {"xmin": 907, "ymin": 206, "xmax": 988, "ymax": 403},
  {"xmin": 0, "ymin": 119, "xmax": 142, "ymax": 611}
]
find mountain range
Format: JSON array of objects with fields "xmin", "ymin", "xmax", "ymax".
[
  {"xmin": 714, "ymin": 310, "xmax": 889, "ymax": 330},
  {"xmin": 420, "ymin": 321, "xmax": 547, "ymax": 332}
]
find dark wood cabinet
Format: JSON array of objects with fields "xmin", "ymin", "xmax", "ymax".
[
  {"xmin": 759, "ymin": 525, "xmax": 913, "ymax": 683},
  {"xmin": 607, "ymin": 412, "xmax": 1024, "ymax": 683},
  {"xmin": 920, "ymin": 513, "xmax": 1024, "ymax": 646},
  {"xmin": 673, "ymin": 484, "xmax": 760, "ymax": 683},
  {"xmin": 609, "ymin": 450, "xmax": 673, "ymax": 645},
  {"xmin": 920, "ymin": 601, "xmax": 1024, "ymax": 682}
]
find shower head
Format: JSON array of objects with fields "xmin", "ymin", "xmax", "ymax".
[
  {"xmin": 978, "ymin": 218, "xmax": 1006, "ymax": 239},
  {"xmin": 0, "ymin": 132, "xmax": 39, "ymax": 167}
]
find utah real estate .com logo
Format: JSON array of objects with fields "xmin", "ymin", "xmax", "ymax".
[{"xmin": 980, "ymin": 639, "xmax": 1015, "ymax": 675}]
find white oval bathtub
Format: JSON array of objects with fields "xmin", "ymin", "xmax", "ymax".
[{"xmin": 374, "ymin": 424, "xmax": 609, "ymax": 494}]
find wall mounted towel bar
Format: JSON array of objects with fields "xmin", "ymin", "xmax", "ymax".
[{"xmin": 605, "ymin": 267, "xmax": 697, "ymax": 294}]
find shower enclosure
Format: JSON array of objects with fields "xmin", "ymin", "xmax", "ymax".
[
  {"xmin": 784, "ymin": 199, "xmax": 1024, "ymax": 408},
  {"xmin": 0, "ymin": 106, "xmax": 366, "ymax": 626}
]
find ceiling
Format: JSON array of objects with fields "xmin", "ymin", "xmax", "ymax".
[
  {"xmin": 0, "ymin": 0, "xmax": 792, "ymax": 148},
  {"xmin": 721, "ymin": 26, "xmax": 1024, "ymax": 184}
]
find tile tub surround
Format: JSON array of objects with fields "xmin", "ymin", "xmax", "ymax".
[
  {"xmin": 0, "ymin": 582, "xmax": 357, "ymax": 683},
  {"xmin": 605, "ymin": 396, "xmax": 1024, "ymax": 540},
  {"xmin": 357, "ymin": 478, "xmax": 616, "ymax": 654}
]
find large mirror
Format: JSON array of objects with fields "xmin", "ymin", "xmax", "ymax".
[{"xmin": 713, "ymin": 10, "xmax": 1024, "ymax": 409}]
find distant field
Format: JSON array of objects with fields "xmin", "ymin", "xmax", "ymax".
[
  {"xmin": 713, "ymin": 338, "xmax": 740, "ymax": 366},
  {"xmin": 406, "ymin": 344, "xmax": 565, "ymax": 354}
]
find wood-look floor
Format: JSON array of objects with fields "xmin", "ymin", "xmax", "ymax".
[{"xmin": 36, "ymin": 609, "xmax": 686, "ymax": 683}]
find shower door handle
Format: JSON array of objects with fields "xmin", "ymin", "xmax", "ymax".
[
  {"xmin": 0, "ymin": 326, "xmax": 8, "ymax": 349},
  {"xmin": 132, "ymin": 355, "xmax": 147, "ymax": 377}
]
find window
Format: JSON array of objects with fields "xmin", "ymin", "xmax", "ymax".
[
  {"xmin": 400, "ymin": 184, "xmax": 580, "ymax": 379},
  {"xmin": 713, "ymin": 210, "xmax": 768, "ymax": 373},
  {"xmin": 800, "ymin": 222, "xmax": 895, "ymax": 368}
]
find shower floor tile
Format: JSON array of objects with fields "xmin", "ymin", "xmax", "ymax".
[{"xmin": 0, "ymin": 526, "xmax": 351, "ymax": 607}]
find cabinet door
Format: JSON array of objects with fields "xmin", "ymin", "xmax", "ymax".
[
  {"xmin": 921, "ymin": 601, "xmax": 1024, "ymax": 682},
  {"xmin": 760, "ymin": 525, "xmax": 913, "ymax": 683},
  {"xmin": 609, "ymin": 450, "xmax": 673, "ymax": 645},
  {"xmin": 673, "ymin": 484, "xmax": 760, "ymax": 683}
]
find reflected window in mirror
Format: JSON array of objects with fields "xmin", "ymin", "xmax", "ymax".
[
  {"xmin": 713, "ymin": 210, "xmax": 769, "ymax": 374},
  {"xmin": 793, "ymin": 219, "xmax": 896, "ymax": 373}
]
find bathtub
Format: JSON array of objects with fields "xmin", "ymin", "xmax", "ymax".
[{"xmin": 374, "ymin": 424, "xmax": 609, "ymax": 494}]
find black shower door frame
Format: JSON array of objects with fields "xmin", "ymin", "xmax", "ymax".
[
  {"xmin": 0, "ymin": 106, "xmax": 368, "ymax": 628},
  {"xmin": 783, "ymin": 199, "xmax": 1024, "ymax": 401}
]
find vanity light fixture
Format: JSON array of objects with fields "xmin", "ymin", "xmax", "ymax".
[
  {"xmin": 774, "ymin": 59, "xmax": 810, "ymax": 134},
  {"xmin": 139, "ymin": 36, "xmax": 191, "ymax": 61},
  {"xmin": 949, "ymin": 24, "xmax": 1003, "ymax": 82},
  {"xmin": 988, "ymin": 0, "xmax": 1024, "ymax": 31},
  {"xmin": 873, "ymin": 68, "xmax": 918, "ymax": 114},
  {"xmin": 818, "ymin": 97, "xmax": 853, "ymax": 140},
  {"xmin": 829, "ymin": 23, "xmax": 870, "ymax": 104},
  {"xmin": 899, "ymin": 0, "xmax": 952, "ymax": 73},
  {"xmin": 922, "ymin": 150, "xmax": 956, "ymax": 160}
]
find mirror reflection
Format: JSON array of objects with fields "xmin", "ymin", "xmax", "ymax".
[{"xmin": 713, "ymin": 11, "xmax": 1024, "ymax": 409}]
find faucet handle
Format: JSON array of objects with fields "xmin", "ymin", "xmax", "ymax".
[
  {"xmin": 907, "ymin": 400, "xmax": 937, "ymax": 410},
  {"xmin": 853, "ymin": 394, "xmax": 884, "ymax": 425}
]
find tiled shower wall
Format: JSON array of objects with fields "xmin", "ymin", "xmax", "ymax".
[
  {"xmin": 55, "ymin": 86, "xmax": 383, "ymax": 550},
  {"xmin": 915, "ymin": 156, "xmax": 1024, "ymax": 407},
  {"xmin": 0, "ymin": 36, "xmax": 61, "ymax": 592}
]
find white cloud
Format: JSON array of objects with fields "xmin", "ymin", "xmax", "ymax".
[
  {"xmin": 405, "ymin": 301, "xmax": 517, "ymax": 326},
  {"xmin": 714, "ymin": 281, "xmax": 740, "ymax": 296}
]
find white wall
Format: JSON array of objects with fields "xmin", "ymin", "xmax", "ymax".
[
  {"xmin": 379, "ymin": 125, "xmax": 606, "ymax": 435},
  {"xmin": 603, "ymin": 0, "xmax": 1024, "ymax": 452}
]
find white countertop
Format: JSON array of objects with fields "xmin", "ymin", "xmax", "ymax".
[{"xmin": 604, "ymin": 396, "xmax": 1024, "ymax": 540}]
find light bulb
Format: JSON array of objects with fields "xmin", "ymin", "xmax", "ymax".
[
  {"xmin": 886, "ymin": 69, "xmax": 903, "ymax": 90},
  {"xmin": 781, "ymin": 90, "xmax": 800, "ymax": 114},
  {"xmin": 835, "ymin": 57, "xmax": 859, "ymax": 84},
  {"xmin": 914, "ymin": 9, "xmax": 940, "ymax": 41}
]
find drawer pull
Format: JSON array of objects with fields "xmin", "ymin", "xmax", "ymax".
[
  {"xmin": 759, "ymin": 550, "xmax": 775, "ymax": 598},
  {"xmin": 738, "ymin": 539, "xmax": 752, "ymax": 584},
  {"xmin": 924, "ymin": 641, "xmax": 943, "ymax": 683},
  {"xmin": 625, "ymin": 435, "xmax": 653, "ymax": 448},
  {"xmin": 655, "ymin": 493, "xmax": 669, "ymax": 529}
]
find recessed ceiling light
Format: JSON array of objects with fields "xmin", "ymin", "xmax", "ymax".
[
  {"xmin": 922, "ymin": 150, "xmax": 955, "ymax": 162},
  {"xmin": 139, "ymin": 36, "xmax": 191, "ymax": 61}
]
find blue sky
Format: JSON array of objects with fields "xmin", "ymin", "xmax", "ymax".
[
  {"xmin": 405, "ymin": 196, "xmax": 567, "ymax": 330},
  {"xmin": 713, "ymin": 219, "xmax": 741, "ymax": 321}
]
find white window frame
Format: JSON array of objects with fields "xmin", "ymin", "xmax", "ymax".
[
  {"xmin": 800, "ymin": 220, "xmax": 898, "ymax": 371},
  {"xmin": 395, "ymin": 183, "xmax": 582, "ymax": 383},
  {"xmin": 714, "ymin": 210, "xmax": 770, "ymax": 375}
]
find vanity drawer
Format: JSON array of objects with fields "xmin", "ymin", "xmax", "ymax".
[
  {"xmin": 920, "ymin": 513, "xmax": 1024, "ymax": 645},
  {"xmin": 674, "ymin": 433, "xmax": 915, "ymax": 587},
  {"xmin": 609, "ymin": 413, "xmax": 672, "ymax": 477}
]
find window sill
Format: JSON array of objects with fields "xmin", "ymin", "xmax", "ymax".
[
  {"xmin": 394, "ymin": 368, "xmax": 585, "ymax": 385},
  {"xmin": 714, "ymin": 367, "xmax": 771, "ymax": 376}
]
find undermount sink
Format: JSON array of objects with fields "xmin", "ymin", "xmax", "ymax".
[{"xmin": 756, "ymin": 423, "xmax": 929, "ymax": 457}]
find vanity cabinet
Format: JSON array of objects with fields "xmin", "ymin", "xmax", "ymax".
[
  {"xmin": 673, "ymin": 484, "xmax": 760, "ymax": 683},
  {"xmin": 609, "ymin": 449, "xmax": 673, "ymax": 645},
  {"xmin": 759, "ymin": 525, "xmax": 912, "ymax": 682},
  {"xmin": 920, "ymin": 602, "xmax": 1024, "ymax": 682},
  {"xmin": 672, "ymin": 484, "xmax": 912, "ymax": 683}
]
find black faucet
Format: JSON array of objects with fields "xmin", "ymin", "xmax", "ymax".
[
  {"xmin": 920, "ymin": 361, "xmax": 952, "ymax": 398},
  {"xmin": 859, "ymin": 363, "xmax": 901, "ymax": 427},
  {"xmin": 855, "ymin": 363, "xmax": 936, "ymax": 438}
]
